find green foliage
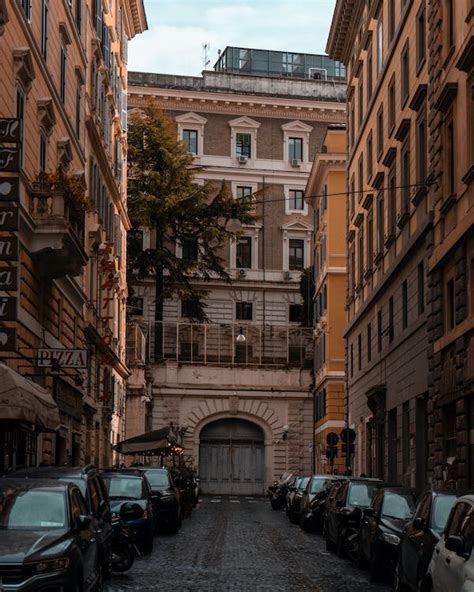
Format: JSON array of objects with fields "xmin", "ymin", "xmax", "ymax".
[{"xmin": 127, "ymin": 103, "xmax": 254, "ymax": 321}]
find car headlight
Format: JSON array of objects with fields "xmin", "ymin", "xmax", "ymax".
[
  {"xmin": 381, "ymin": 532, "xmax": 400, "ymax": 546},
  {"xmin": 32, "ymin": 558, "xmax": 70, "ymax": 573},
  {"xmin": 159, "ymin": 495, "xmax": 173, "ymax": 502}
]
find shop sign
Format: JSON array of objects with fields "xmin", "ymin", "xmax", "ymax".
[
  {"xmin": 0, "ymin": 266, "xmax": 17, "ymax": 291},
  {"xmin": 0, "ymin": 297, "xmax": 17, "ymax": 321},
  {"xmin": 37, "ymin": 349, "xmax": 88, "ymax": 368},
  {"xmin": 0, "ymin": 328, "xmax": 16, "ymax": 352},
  {"xmin": 0, "ymin": 147, "xmax": 20, "ymax": 172},
  {"xmin": 0, "ymin": 118, "xmax": 21, "ymax": 143},
  {"xmin": 0, "ymin": 205, "xmax": 18, "ymax": 231},
  {"xmin": 54, "ymin": 378, "xmax": 83, "ymax": 421},
  {"xmin": 0, "ymin": 177, "xmax": 20, "ymax": 202},
  {"xmin": 0, "ymin": 237, "xmax": 18, "ymax": 261}
]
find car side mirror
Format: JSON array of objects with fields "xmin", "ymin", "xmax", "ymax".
[
  {"xmin": 445, "ymin": 535, "xmax": 468, "ymax": 557},
  {"xmin": 413, "ymin": 517, "xmax": 426, "ymax": 531},
  {"xmin": 77, "ymin": 514, "xmax": 92, "ymax": 530},
  {"xmin": 364, "ymin": 507, "xmax": 376, "ymax": 518},
  {"xmin": 120, "ymin": 502, "xmax": 144, "ymax": 522}
]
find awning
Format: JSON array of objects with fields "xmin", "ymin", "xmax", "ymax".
[
  {"xmin": 114, "ymin": 426, "xmax": 184, "ymax": 455},
  {"xmin": 0, "ymin": 363, "xmax": 60, "ymax": 432}
]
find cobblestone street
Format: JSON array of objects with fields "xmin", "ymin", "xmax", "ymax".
[{"xmin": 106, "ymin": 497, "xmax": 391, "ymax": 592}]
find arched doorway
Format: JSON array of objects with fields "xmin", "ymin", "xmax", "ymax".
[{"xmin": 199, "ymin": 418, "xmax": 265, "ymax": 495}]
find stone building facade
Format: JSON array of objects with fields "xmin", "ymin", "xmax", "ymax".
[
  {"xmin": 0, "ymin": 0, "xmax": 146, "ymax": 473},
  {"xmin": 126, "ymin": 53, "xmax": 346, "ymax": 492},
  {"xmin": 305, "ymin": 125, "xmax": 347, "ymax": 473},
  {"xmin": 328, "ymin": 0, "xmax": 431, "ymax": 488},
  {"xmin": 426, "ymin": 0, "xmax": 473, "ymax": 489}
]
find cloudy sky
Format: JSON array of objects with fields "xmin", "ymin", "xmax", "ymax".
[{"xmin": 128, "ymin": 0, "xmax": 337, "ymax": 76}]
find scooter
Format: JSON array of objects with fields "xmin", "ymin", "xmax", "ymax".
[{"xmin": 111, "ymin": 517, "xmax": 139, "ymax": 573}]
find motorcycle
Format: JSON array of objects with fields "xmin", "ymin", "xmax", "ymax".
[
  {"xmin": 268, "ymin": 473, "xmax": 294, "ymax": 510},
  {"xmin": 111, "ymin": 502, "xmax": 143, "ymax": 573}
]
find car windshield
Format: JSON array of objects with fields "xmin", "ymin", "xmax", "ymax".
[
  {"xmin": 0, "ymin": 488, "xmax": 67, "ymax": 530},
  {"xmin": 310, "ymin": 479, "xmax": 327, "ymax": 494},
  {"xmin": 299, "ymin": 477, "xmax": 310, "ymax": 491},
  {"xmin": 432, "ymin": 495, "xmax": 457, "ymax": 532},
  {"xmin": 103, "ymin": 476, "xmax": 144, "ymax": 500},
  {"xmin": 348, "ymin": 483, "xmax": 378, "ymax": 507},
  {"xmin": 144, "ymin": 471, "xmax": 170, "ymax": 488},
  {"xmin": 382, "ymin": 492, "xmax": 416, "ymax": 520}
]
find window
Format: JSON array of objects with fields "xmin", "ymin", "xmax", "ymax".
[
  {"xmin": 75, "ymin": 83, "xmax": 81, "ymax": 138},
  {"xmin": 236, "ymin": 302, "xmax": 253, "ymax": 321},
  {"xmin": 19, "ymin": 0, "xmax": 31, "ymax": 20},
  {"xmin": 367, "ymin": 133, "xmax": 373, "ymax": 180},
  {"xmin": 418, "ymin": 260, "xmax": 425, "ymax": 315},
  {"xmin": 289, "ymin": 304, "xmax": 302, "ymax": 323},
  {"xmin": 367, "ymin": 47, "xmax": 373, "ymax": 104},
  {"xmin": 446, "ymin": 117, "xmax": 455, "ymax": 195},
  {"xmin": 401, "ymin": 42, "xmax": 410, "ymax": 106},
  {"xmin": 41, "ymin": 0, "xmax": 49, "ymax": 60},
  {"xmin": 367, "ymin": 207, "xmax": 374, "ymax": 267},
  {"xmin": 350, "ymin": 343, "xmax": 354, "ymax": 377},
  {"xmin": 402, "ymin": 280, "xmax": 408, "ymax": 329},
  {"xmin": 289, "ymin": 239, "xmax": 304, "ymax": 270},
  {"xmin": 377, "ymin": 310, "xmax": 383, "ymax": 352},
  {"xmin": 377, "ymin": 19, "xmax": 384, "ymax": 74},
  {"xmin": 93, "ymin": 0, "xmax": 102, "ymax": 36},
  {"xmin": 183, "ymin": 129, "xmax": 198, "ymax": 155},
  {"xmin": 39, "ymin": 131, "xmax": 47, "ymax": 172},
  {"xmin": 367, "ymin": 322, "xmax": 372, "ymax": 363},
  {"xmin": 288, "ymin": 189, "xmax": 304, "ymax": 210},
  {"xmin": 377, "ymin": 191, "xmax": 384, "ymax": 253},
  {"xmin": 182, "ymin": 238, "xmax": 198, "ymax": 263},
  {"xmin": 127, "ymin": 297, "xmax": 143, "ymax": 316},
  {"xmin": 350, "ymin": 175, "xmax": 355, "ymax": 216},
  {"xmin": 377, "ymin": 105, "xmax": 384, "ymax": 158},
  {"xmin": 236, "ymin": 186, "xmax": 252, "ymax": 199},
  {"xmin": 358, "ymin": 333, "xmax": 362, "ymax": 371},
  {"xmin": 236, "ymin": 133, "xmax": 251, "ymax": 158},
  {"xmin": 388, "ymin": 162, "xmax": 397, "ymax": 235},
  {"xmin": 388, "ymin": 408, "xmax": 398, "ymax": 482},
  {"xmin": 443, "ymin": 403, "xmax": 457, "ymax": 458},
  {"xmin": 358, "ymin": 75, "xmax": 364, "ymax": 125},
  {"xmin": 358, "ymin": 154, "xmax": 364, "ymax": 202},
  {"xmin": 182, "ymin": 299, "xmax": 199, "ymax": 319},
  {"xmin": 445, "ymin": 0, "xmax": 454, "ymax": 50},
  {"xmin": 401, "ymin": 139, "xmax": 410, "ymax": 212},
  {"xmin": 315, "ymin": 389, "xmax": 327, "ymax": 421},
  {"xmin": 446, "ymin": 278, "xmax": 455, "ymax": 330},
  {"xmin": 289, "ymin": 137, "xmax": 303, "ymax": 161},
  {"xmin": 402, "ymin": 401, "xmax": 410, "ymax": 473},
  {"xmin": 16, "ymin": 87, "xmax": 25, "ymax": 166},
  {"xmin": 358, "ymin": 226, "xmax": 364, "ymax": 284},
  {"xmin": 75, "ymin": 0, "xmax": 82, "ymax": 33},
  {"xmin": 389, "ymin": 75, "xmax": 396, "ymax": 133},
  {"xmin": 389, "ymin": 296, "xmax": 394, "ymax": 342},
  {"xmin": 416, "ymin": 6, "xmax": 426, "ymax": 69},
  {"xmin": 236, "ymin": 237, "xmax": 252, "ymax": 269},
  {"xmin": 350, "ymin": 104, "xmax": 355, "ymax": 148},
  {"xmin": 388, "ymin": 0, "xmax": 396, "ymax": 42},
  {"xmin": 60, "ymin": 45, "xmax": 67, "ymax": 103},
  {"xmin": 416, "ymin": 109, "xmax": 427, "ymax": 184}
]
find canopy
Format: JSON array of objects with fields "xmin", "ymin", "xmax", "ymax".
[
  {"xmin": 114, "ymin": 426, "xmax": 184, "ymax": 455},
  {"xmin": 0, "ymin": 363, "xmax": 60, "ymax": 432}
]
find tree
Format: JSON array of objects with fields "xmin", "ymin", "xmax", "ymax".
[{"xmin": 127, "ymin": 103, "xmax": 253, "ymax": 357}]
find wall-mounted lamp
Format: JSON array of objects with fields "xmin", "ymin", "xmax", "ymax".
[
  {"xmin": 282, "ymin": 424, "xmax": 289, "ymax": 440},
  {"xmin": 236, "ymin": 327, "xmax": 246, "ymax": 343},
  {"xmin": 225, "ymin": 204, "xmax": 242, "ymax": 233}
]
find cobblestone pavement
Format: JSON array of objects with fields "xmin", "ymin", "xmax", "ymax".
[{"xmin": 106, "ymin": 496, "xmax": 391, "ymax": 592}]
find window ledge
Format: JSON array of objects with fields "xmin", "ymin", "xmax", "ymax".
[
  {"xmin": 384, "ymin": 231, "xmax": 395, "ymax": 248},
  {"xmin": 411, "ymin": 182, "xmax": 428, "ymax": 206}
]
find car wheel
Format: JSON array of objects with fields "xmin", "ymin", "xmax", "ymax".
[
  {"xmin": 336, "ymin": 530, "xmax": 345, "ymax": 558},
  {"xmin": 369, "ymin": 547, "xmax": 382, "ymax": 582}
]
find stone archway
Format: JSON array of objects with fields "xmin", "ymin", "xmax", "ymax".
[{"xmin": 198, "ymin": 418, "xmax": 265, "ymax": 495}]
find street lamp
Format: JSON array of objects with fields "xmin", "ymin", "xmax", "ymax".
[
  {"xmin": 236, "ymin": 327, "xmax": 246, "ymax": 343},
  {"xmin": 225, "ymin": 204, "xmax": 242, "ymax": 233}
]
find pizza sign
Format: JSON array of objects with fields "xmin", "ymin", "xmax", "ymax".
[{"xmin": 37, "ymin": 349, "xmax": 88, "ymax": 369}]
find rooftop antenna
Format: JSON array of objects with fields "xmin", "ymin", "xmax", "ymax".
[{"xmin": 202, "ymin": 42, "xmax": 211, "ymax": 70}]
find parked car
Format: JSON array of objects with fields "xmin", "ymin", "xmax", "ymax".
[
  {"xmin": 426, "ymin": 495, "xmax": 474, "ymax": 592},
  {"xmin": 324, "ymin": 477, "xmax": 383, "ymax": 557},
  {"xmin": 11, "ymin": 465, "xmax": 112, "ymax": 576},
  {"xmin": 0, "ymin": 478, "xmax": 103, "ymax": 591},
  {"xmin": 395, "ymin": 489, "xmax": 461, "ymax": 592},
  {"xmin": 101, "ymin": 471, "xmax": 155, "ymax": 554},
  {"xmin": 287, "ymin": 475, "xmax": 311, "ymax": 523},
  {"xmin": 268, "ymin": 473, "xmax": 294, "ymax": 511},
  {"xmin": 358, "ymin": 486, "xmax": 417, "ymax": 581},
  {"xmin": 142, "ymin": 467, "xmax": 181, "ymax": 532},
  {"xmin": 300, "ymin": 476, "xmax": 346, "ymax": 531}
]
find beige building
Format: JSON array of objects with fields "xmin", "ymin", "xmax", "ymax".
[
  {"xmin": 328, "ymin": 0, "xmax": 431, "ymax": 488},
  {"xmin": 426, "ymin": 0, "xmax": 473, "ymax": 489},
  {"xmin": 126, "ymin": 48, "xmax": 346, "ymax": 493},
  {"xmin": 305, "ymin": 125, "xmax": 347, "ymax": 474},
  {"xmin": 0, "ymin": 0, "xmax": 146, "ymax": 472}
]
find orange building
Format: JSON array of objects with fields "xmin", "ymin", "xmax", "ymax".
[{"xmin": 305, "ymin": 125, "xmax": 347, "ymax": 473}]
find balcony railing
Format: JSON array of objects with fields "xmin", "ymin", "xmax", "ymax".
[{"xmin": 147, "ymin": 322, "xmax": 313, "ymax": 368}]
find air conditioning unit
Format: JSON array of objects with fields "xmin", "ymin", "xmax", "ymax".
[
  {"xmin": 237, "ymin": 156, "xmax": 248, "ymax": 164},
  {"xmin": 238, "ymin": 268, "xmax": 247, "ymax": 278},
  {"xmin": 291, "ymin": 159, "xmax": 302, "ymax": 167},
  {"xmin": 284, "ymin": 271, "xmax": 292, "ymax": 280}
]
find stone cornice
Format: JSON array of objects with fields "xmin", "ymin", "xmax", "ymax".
[
  {"xmin": 123, "ymin": 0, "xmax": 148, "ymax": 38},
  {"xmin": 129, "ymin": 92, "xmax": 346, "ymax": 124}
]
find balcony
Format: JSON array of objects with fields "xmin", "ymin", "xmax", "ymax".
[
  {"xmin": 148, "ymin": 321, "xmax": 313, "ymax": 368},
  {"xmin": 29, "ymin": 172, "xmax": 88, "ymax": 279}
]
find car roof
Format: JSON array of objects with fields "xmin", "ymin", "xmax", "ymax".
[
  {"xmin": 101, "ymin": 471, "xmax": 143, "ymax": 480},
  {"xmin": 347, "ymin": 477, "xmax": 383, "ymax": 483},
  {"xmin": 142, "ymin": 468, "xmax": 168, "ymax": 473},
  {"xmin": 0, "ymin": 477, "xmax": 71, "ymax": 491},
  {"xmin": 380, "ymin": 486, "xmax": 417, "ymax": 494}
]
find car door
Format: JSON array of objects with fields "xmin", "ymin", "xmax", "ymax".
[
  {"xmin": 433, "ymin": 502, "xmax": 471, "ymax": 592},
  {"xmin": 362, "ymin": 490, "xmax": 383, "ymax": 561},
  {"xmin": 403, "ymin": 492, "xmax": 432, "ymax": 588},
  {"xmin": 71, "ymin": 487, "xmax": 99, "ymax": 590},
  {"xmin": 92, "ymin": 476, "xmax": 112, "ymax": 563},
  {"xmin": 330, "ymin": 481, "xmax": 348, "ymax": 542}
]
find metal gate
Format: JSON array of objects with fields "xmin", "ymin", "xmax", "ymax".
[{"xmin": 199, "ymin": 418, "xmax": 264, "ymax": 495}]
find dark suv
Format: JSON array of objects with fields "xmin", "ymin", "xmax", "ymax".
[
  {"xmin": 0, "ymin": 478, "xmax": 102, "ymax": 591},
  {"xmin": 12, "ymin": 465, "xmax": 112, "ymax": 576},
  {"xmin": 141, "ymin": 468, "xmax": 181, "ymax": 533}
]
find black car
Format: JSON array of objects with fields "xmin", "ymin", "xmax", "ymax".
[
  {"xmin": 395, "ymin": 489, "xmax": 461, "ymax": 592},
  {"xmin": 101, "ymin": 471, "xmax": 155, "ymax": 553},
  {"xmin": 324, "ymin": 477, "xmax": 383, "ymax": 557},
  {"xmin": 0, "ymin": 478, "xmax": 102, "ymax": 591},
  {"xmin": 358, "ymin": 486, "xmax": 417, "ymax": 581},
  {"xmin": 141, "ymin": 468, "xmax": 181, "ymax": 533},
  {"xmin": 12, "ymin": 465, "xmax": 112, "ymax": 576},
  {"xmin": 300, "ymin": 476, "xmax": 346, "ymax": 531},
  {"xmin": 287, "ymin": 476, "xmax": 311, "ymax": 523}
]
